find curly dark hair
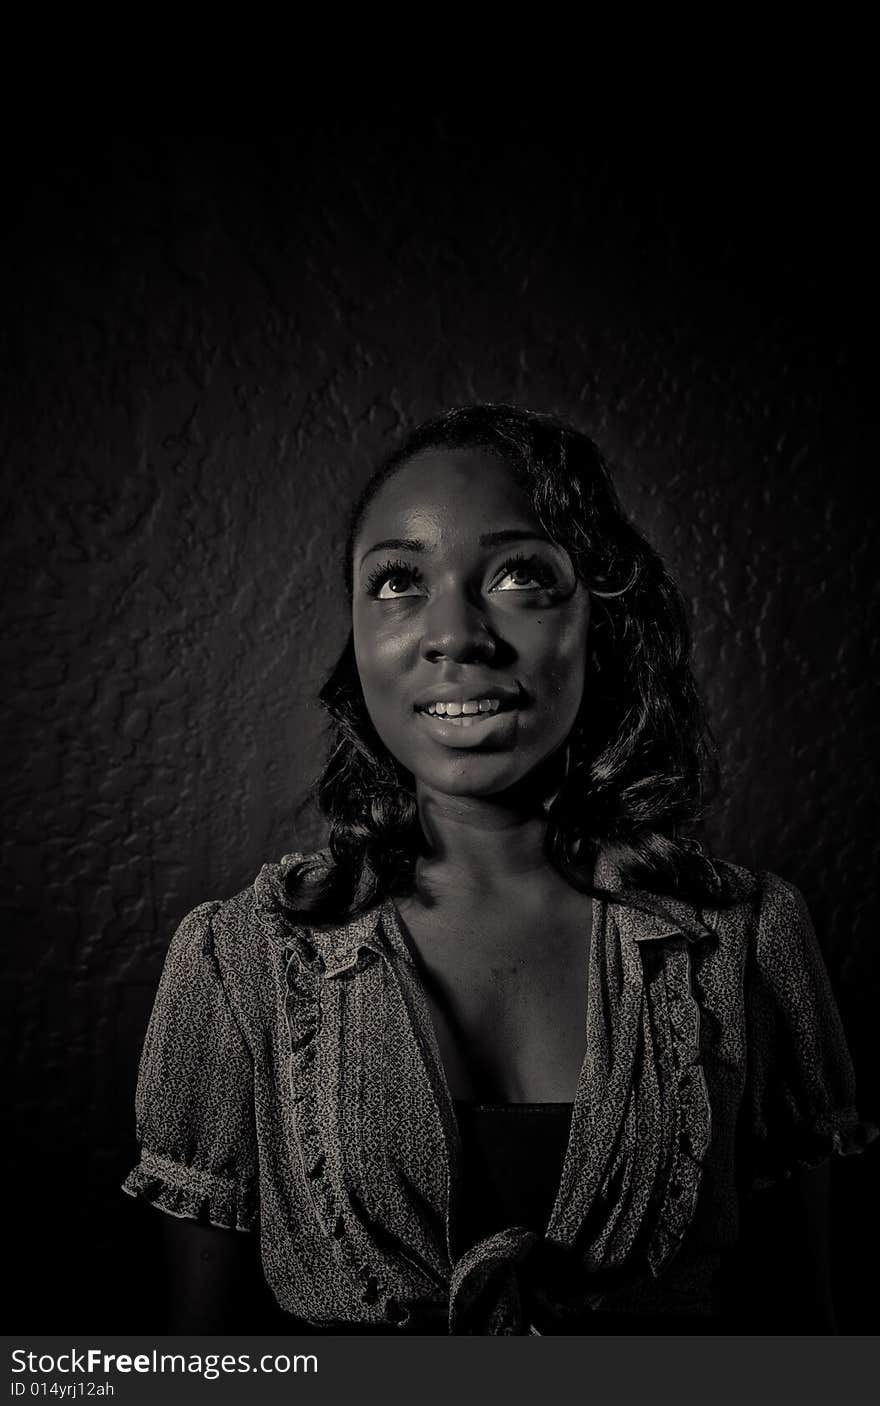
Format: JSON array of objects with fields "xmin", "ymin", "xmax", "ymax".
[{"xmin": 286, "ymin": 403, "xmax": 731, "ymax": 921}]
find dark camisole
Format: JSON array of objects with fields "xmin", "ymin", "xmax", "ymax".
[{"xmin": 452, "ymin": 1101, "xmax": 574, "ymax": 1256}]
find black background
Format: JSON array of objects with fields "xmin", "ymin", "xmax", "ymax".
[{"xmin": 2, "ymin": 109, "xmax": 878, "ymax": 1330}]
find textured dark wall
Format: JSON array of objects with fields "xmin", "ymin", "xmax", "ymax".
[{"xmin": 3, "ymin": 123, "xmax": 878, "ymax": 1330}]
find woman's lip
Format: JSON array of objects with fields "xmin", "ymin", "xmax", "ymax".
[{"xmin": 414, "ymin": 707, "xmax": 519, "ymax": 748}]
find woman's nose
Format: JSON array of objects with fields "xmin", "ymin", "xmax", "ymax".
[{"xmin": 419, "ymin": 589, "xmax": 498, "ymax": 664}]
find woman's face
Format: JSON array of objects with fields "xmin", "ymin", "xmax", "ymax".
[{"xmin": 351, "ymin": 447, "xmax": 591, "ymax": 799}]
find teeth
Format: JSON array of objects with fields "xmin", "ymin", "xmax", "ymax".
[{"xmin": 421, "ymin": 697, "xmax": 503, "ymax": 719}]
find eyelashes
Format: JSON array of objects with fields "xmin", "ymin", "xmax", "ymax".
[
  {"xmin": 497, "ymin": 552, "xmax": 559, "ymax": 590},
  {"xmin": 364, "ymin": 552, "xmax": 561, "ymax": 599},
  {"xmin": 364, "ymin": 557, "xmax": 422, "ymax": 597}
]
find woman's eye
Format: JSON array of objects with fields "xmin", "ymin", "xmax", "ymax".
[
  {"xmin": 366, "ymin": 561, "xmax": 424, "ymax": 599},
  {"xmin": 376, "ymin": 574, "xmax": 421, "ymax": 599},
  {"xmin": 490, "ymin": 559, "xmax": 557, "ymax": 592}
]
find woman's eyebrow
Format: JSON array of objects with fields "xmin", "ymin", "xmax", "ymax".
[
  {"xmin": 358, "ymin": 528, "xmax": 555, "ymax": 568},
  {"xmin": 359, "ymin": 536, "xmax": 425, "ymax": 564}
]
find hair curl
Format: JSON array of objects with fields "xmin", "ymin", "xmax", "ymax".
[{"xmin": 288, "ymin": 403, "xmax": 731, "ymax": 921}]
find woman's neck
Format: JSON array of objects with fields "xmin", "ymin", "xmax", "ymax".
[{"xmin": 411, "ymin": 784, "xmax": 554, "ymax": 904}]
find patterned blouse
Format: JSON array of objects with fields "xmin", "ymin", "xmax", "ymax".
[{"xmin": 122, "ymin": 847, "xmax": 873, "ymax": 1334}]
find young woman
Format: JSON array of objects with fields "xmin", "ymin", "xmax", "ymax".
[{"xmin": 123, "ymin": 404, "xmax": 874, "ymax": 1333}]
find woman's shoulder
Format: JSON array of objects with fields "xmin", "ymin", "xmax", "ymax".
[
  {"xmin": 702, "ymin": 858, "xmax": 816, "ymax": 939},
  {"xmin": 673, "ymin": 857, "xmax": 831, "ymax": 993},
  {"xmin": 661, "ymin": 850, "xmax": 814, "ymax": 922},
  {"xmin": 168, "ymin": 847, "xmax": 336, "ymax": 997},
  {"xmin": 610, "ymin": 853, "xmax": 819, "ymax": 965},
  {"xmin": 209, "ymin": 845, "xmax": 335, "ymax": 940}
]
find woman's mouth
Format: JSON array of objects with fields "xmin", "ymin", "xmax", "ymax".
[
  {"xmin": 416, "ymin": 697, "xmax": 503, "ymax": 725},
  {"xmin": 413, "ymin": 695, "xmax": 521, "ymax": 746}
]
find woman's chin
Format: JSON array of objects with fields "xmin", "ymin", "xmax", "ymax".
[{"xmin": 411, "ymin": 752, "xmax": 555, "ymax": 802}]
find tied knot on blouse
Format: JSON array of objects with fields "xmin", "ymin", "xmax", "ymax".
[{"xmin": 449, "ymin": 1228, "xmax": 613, "ymax": 1335}]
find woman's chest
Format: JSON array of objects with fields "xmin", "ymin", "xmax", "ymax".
[{"xmin": 392, "ymin": 897, "xmax": 593, "ymax": 1103}]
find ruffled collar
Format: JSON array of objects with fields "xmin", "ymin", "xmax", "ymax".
[{"xmin": 253, "ymin": 845, "xmax": 717, "ymax": 963}]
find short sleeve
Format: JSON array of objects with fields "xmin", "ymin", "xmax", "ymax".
[
  {"xmin": 121, "ymin": 901, "xmax": 259, "ymax": 1230},
  {"xmin": 742, "ymin": 873, "xmax": 876, "ymax": 1190}
]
